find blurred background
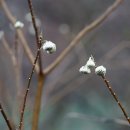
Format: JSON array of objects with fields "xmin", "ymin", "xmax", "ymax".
[{"xmin": 0, "ymin": 0, "xmax": 130, "ymax": 130}]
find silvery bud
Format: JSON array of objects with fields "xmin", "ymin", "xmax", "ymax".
[
  {"xmin": 95, "ymin": 65, "xmax": 106, "ymax": 76},
  {"xmin": 86, "ymin": 56, "xmax": 95, "ymax": 68},
  {"xmin": 42, "ymin": 41, "xmax": 56, "ymax": 54},
  {"xmin": 14, "ymin": 21, "xmax": 24, "ymax": 29},
  {"xmin": 79, "ymin": 66, "xmax": 91, "ymax": 74}
]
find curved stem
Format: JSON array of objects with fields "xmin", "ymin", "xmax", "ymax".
[
  {"xmin": 0, "ymin": 0, "xmax": 39, "ymax": 74},
  {"xmin": 44, "ymin": 0, "xmax": 124, "ymax": 74}
]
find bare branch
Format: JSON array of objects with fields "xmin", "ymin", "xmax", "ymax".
[
  {"xmin": 44, "ymin": 0, "xmax": 124, "ymax": 74},
  {"xmin": 32, "ymin": 74, "xmax": 44, "ymax": 130},
  {"xmin": 18, "ymin": 48, "xmax": 41, "ymax": 130},
  {"xmin": 18, "ymin": 35, "xmax": 43, "ymax": 130},
  {"xmin": 101, "ymin": 75, "xmax": 130, "ymax": 124},
  {"xmin": 27, "ymin": 0, "xmax": 43, "ymax": 74},
  {"xmin": 0, "ymin": 0, "xmax": 39, "ymax": 74},
  {"xmin": 0, "ymin": 103, "xmax": 13, "ymax": 130},
  {"xmin": 2, "ymin": 37, "xmax": 17, "ymax": 67},
  {"xmin": 14, "ymin": 31, "xmax": 19, "ymax": 57},
  {"xmin": 47, "ymin": 41, "xmax": 130, "ymax": 109}
]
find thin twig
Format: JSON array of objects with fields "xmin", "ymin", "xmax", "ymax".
[
  {"xmin": 26, "ymin": 0, "xmax": 45, "ymax": 128},
  {"xmin": 18, "ymin": 49, "xmax": 40, "ymax": 130},
  {"xmin": 0, "ymin": 103, "xmax": 13, "ymax": 130},
  {"xmin": 2, "ymin": 37, "xmax": 17, "ymax": 68},
  {"xmin": 14, "ymin": 30, "xmax": 19, "ymax": 57},
  {"xmin": 27, "ymin": 1, "xmax": 45, "ymax": 128},
  {"xmin": 1, "ymin": 36, "xmax": 21, "ymax": 129},
  {"xmin": 44, "ymin": 0, "xmax": 124, "ymax": 74},
  {"xmin": 2, "ymin": 36, "xmax": 21, "ymax": 94},
  {"xmin": 18, "ymin": 36, "xmax": 42, "ymax": 130},
  {"xmin": 27, "ymin": 0, "xmax": 43, "ymax": 74},
  {"xmin": 0, "ymin": 0, "xmax": 39, "ymax": 74},
  {"xmin": 101, "ymin": 75, "xmax": 130, "ymax": 124}
]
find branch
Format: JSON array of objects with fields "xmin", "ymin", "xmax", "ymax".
[
  {"xmin": 47, "ymin": 41, "xmax": 130, "ymax": 108},
  {"xmin": 18, "ymin": 49, "xmax": 40, "ymax": 130},
  {"xmin": 0, "ymin": 103, "xmax": 13, "ymax": 130},
  {"xmin": 31, "ymin": 74, "xmax": 44, "ymax": 130},
  {"xmin": 44, "ymin": 0, "xmax": 124, "ymax": 74},
  {"xmin": 18, "ymin": 36, "xmax": 42, "ymax": 130},
  {"xmin": 2, "ymin": 36, "xmax": 21, "ymax": 94},
  {"xmin": 1, "ymin": 37, "xmax": 17, "ymax": 68},
  {"xmin": 101, "ymin": 75, "xmax": 130, "ymax": 124},
  {"xmin": 26, "ymin": 1, "xmax": 46, "ymax": 129},
  {"xmin": 27, "ymin": 0, "xmax": 43, "ymax": 74},
  {"xmin": 0, "ymin": 0, "xmax": 39, "ymax": 74},
  {"xmin": 14, "ymin": 30, "xmax": 19, "ymax": 57}
]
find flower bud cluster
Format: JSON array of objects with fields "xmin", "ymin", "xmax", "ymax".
[{"xmin": 79, "ymin": 55, "xmax": 106, "ymax": 76}]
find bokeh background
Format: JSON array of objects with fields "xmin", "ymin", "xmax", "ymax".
[{"xmin": 0, "ymin": 0, "xmax": 130, "ymax": 130}]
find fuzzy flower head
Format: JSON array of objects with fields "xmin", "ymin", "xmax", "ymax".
[
  {"xmin": 14, "ymin": 21, "xmax": 24, "ymax": 29},
  {"xmin": 86, "ymin": 55, "xmax": 95, "ymax": 68},
  {"xmin": 95, "ymin": 65, "xmax": 106, "ymax": 76},
  {"xmin": 0, "ymin": 31, "xmax": 4, "ymax": 40},
  {"xmin": 79, "ymin": 65, "xmax": 91, "ymax": 74},
  {"xmin": 42, "ymin": 41, "xmax": 56, "ymax": 54}
]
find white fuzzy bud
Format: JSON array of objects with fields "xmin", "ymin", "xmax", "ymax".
[
  {"xmin": 42, "ymin": 41, "xmax": 56, "ymax": 54},
  {"xmin": 0, "ymin": 31, "xmax": 4, "ymax": 40},
  {"xmin": 95, "ymin": 65, "xmax": 106, "ymax": 76},
  {"xmin": 79, "ymin": 66, "xmax": 91, "ymax": 74},
  {"xmin": 14, "ymin": 21, "xmax": 24, "ymax": 29},
  {"xmin": 86, "ymin": 56, "xmax": 95, "ymax": 68}
]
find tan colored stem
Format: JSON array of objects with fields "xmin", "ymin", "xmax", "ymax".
[
  {"xmin": 32, "ymin": 74, "xmax": 44, "ymax": 130},
  {"xmin": 44, "ymin": 0, "xmax": 124, "ymax": 74},
  {"xmin": 2, "ymin": 36, "xmax": 20, "ymax": 96},
  {"xmin": 1, "ymin": 0, "xmax": 39, "ymax": 74},
  {"xmin": 2, "ymin": 37, "xmax": 17, "ymax": 68}
]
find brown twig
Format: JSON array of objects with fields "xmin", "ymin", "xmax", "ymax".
[
  {"xmin": 26, "ymin": 0, "xmax": 45, "ymax": 129},
  {"xmin": 26, "ymin": 1, "xmax": 46, "ymax": 129},
  {"xmin": 14, "ymin": 30, "xmax": 19, "ymax": 57},
  {"xmin": 0, "ymin": 103, "xmax": 13, "ymax": 130},
  {"xmin": 18, "ymin": 36, "xmax": 42, "ymax": 130},
  {"xmin": 101, "ymin": 75, "xmax": 130, "ymax": 124},
  {"xmin": 44, "ymin": 0, "xmax": 124, "ymax": 74},
  {"xmin": 1, "ymin": 36, "xmax": 21, "ymax": 129},
  {"xmin": 27, "ymin": 0, "xmax": 43, "ymax": 74},
  {"xmin": 18, "ymin": 48, "xmax": 40, "ymax": 130},
  {"xmin": 0, "ymin": 0, "xmax": 39, "ymax": 74}
]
